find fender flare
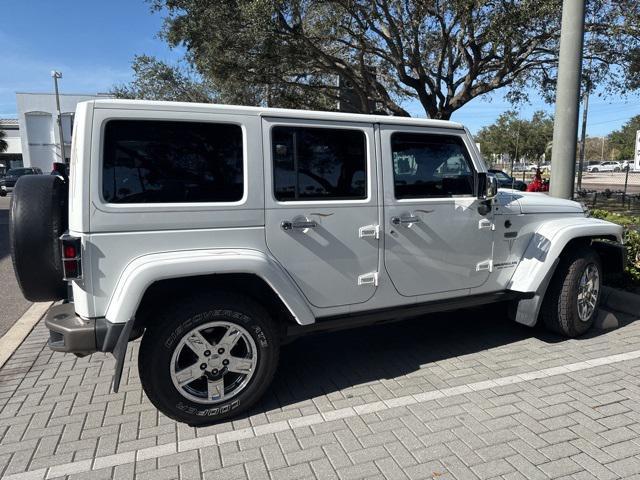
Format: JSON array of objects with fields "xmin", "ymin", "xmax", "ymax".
[
  {"xmin": 107, "ymin": 248, "xmax": 315, "ymax": 392},
  {"xmin": 105, "ymin": 248, "xmax": 315, "ymax": 326},
  {"xmin": 508, "ymin": 217, "xmax": 623, "ymax": 326}
]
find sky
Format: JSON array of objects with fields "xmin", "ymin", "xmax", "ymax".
[{"xmin": 1, "ymin": 0, "xmax": 639, "ymax": 137}]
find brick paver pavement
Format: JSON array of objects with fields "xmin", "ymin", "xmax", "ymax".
[{"xmin": 1, "ymin": 305, "xmax": 640, "ymax": 479}]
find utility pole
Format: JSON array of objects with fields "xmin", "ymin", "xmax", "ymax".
[
  {"xmin": 601, "ymin": 136, "xmax": 605, "ymax": 162},
  {"xmin": 550, "ymin": 0, "xmax": 586, "ymax": 199},
  {"xmin": 576, "ymin": 86, "xmax": 590, "ymax": 191},
  {"xmin": 51, "ymin": 71, "xmax": 65, "ymax": 163}
]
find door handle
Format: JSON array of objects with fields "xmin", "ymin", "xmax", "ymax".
[
  {"xmin": 391, "ymin": 215, "xmax": 421, "ymax": 226},
  {"xmin": 281, "ymin": 220, "xmax": 318, "ymax": 231}
]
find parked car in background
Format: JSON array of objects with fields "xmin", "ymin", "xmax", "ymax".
[
  {"xmin": 488, "ymin": 169, "xmax": 527, "ymax": 191},
  {"xmin": 587, "ymin": 161, "xmax": 622, "ymax": 173},
  {"xmin": 530, "ymin": 163, "xmax": 550, "ymax": 172},
  {"xmin": 0, "ymin": 167, "xmax": 43, "ymax": 196}
]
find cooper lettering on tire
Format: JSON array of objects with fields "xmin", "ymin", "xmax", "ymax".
[{"xmin": 138, "ymin": 293, "xmax": 279, "ymax": 426}]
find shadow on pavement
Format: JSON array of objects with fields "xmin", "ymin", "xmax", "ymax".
[{"xmin": 240, "ymin": 302, "xmax": 626, "ymax": 419}]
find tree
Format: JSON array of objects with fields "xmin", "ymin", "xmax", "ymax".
[
  {"xmin": 476, "ymin": 110, "xmax": 553, "ymax": 164},
  {"xmin": 0, "ymin": 130, "xmax": 7, "ymax": 153},
  {"xmin": 111, "ymin": 55, "xmax": 218, "ymax": 103},
  {"xmin": 122, "ymin": 0, "xmax": 640, "ymax": 118},
  {"xmin": 608, "ymin": 115, "xmax": 640, "ymax": 160},
  {"xmin": 582, "ymin": 136, "xmax": 612, "ymax": 162}
]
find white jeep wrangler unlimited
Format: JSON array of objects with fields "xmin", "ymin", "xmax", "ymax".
[{"xmin": 10, "ymin": 100, "xmax": 624, "ymax": 425}]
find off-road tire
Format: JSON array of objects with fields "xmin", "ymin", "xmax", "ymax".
[
  {"xmin": 10, "ymin": 175, "xmax": 68, "ymax": 301},
  {"xmin": 541, "ymin": 246, "xmax": 601, "ymax": 338},
  {"xmin": 139, "ymin": 293, "xmax": 279, "ymax": 426}
]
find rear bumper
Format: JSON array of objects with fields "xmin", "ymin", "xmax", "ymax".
[{"xmin": 45, "ymin": 303, "xmax": 125, "ymax": 356}]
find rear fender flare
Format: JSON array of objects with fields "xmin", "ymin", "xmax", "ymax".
[{"xmin": 107, "ymin": 248, "xmax": 315, "ymax": 392}]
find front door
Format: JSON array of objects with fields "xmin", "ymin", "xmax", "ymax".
[
  {"xmin": 263, "ymin": 118, "xmax": 380, "ymax": 308},
  {"xmin": 380, "ymin": 126, "xmax": 494, "ymax": 297}
]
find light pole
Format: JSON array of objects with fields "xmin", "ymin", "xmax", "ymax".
[
  {"xmin": 51, "ymin": 70, "xmax": 66, "ymax": 163},
  {"xmin": 550, "ymin": 0, "xmax": 586, "ymax": 199}
]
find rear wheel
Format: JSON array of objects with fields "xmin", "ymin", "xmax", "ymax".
[
  {"xmin": 542, "ymin": 247, "xmax": 601, "ymax": 337},
  {"xmin": 139, "ymin": 293, "xmax": 279, "ymax": 425}
]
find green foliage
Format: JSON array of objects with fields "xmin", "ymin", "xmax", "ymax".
[
  {"xmin": 590, "ymin": 209, "xmax": 640, "ymax": 286},
  {"xmin": 0, "ymin": 130, "xmax": 7, "ymax": 153},
  {"xmin": 116, "ymin": 0, "xmax": 640, "ymax": 118},
  {"xmin": 475, "ymin": 111, "xmax": 553, "ymax": 163},
  {"xmin": 608, "ymin": 115, "xmax": 640, "ymax": 161},
  {"xmin": 111, "ymin": 55, "xmax": 218, "ymax": 103}
]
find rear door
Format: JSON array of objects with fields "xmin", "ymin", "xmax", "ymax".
[{"xmin": 263, "ymin": 118, "xmax": 380, "ymax": 308}]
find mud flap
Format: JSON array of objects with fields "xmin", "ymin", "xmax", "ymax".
[
  {"xmin": 510, "ymin": 258, "xmax": 559, "ymax": 327},
  {"xmin": 111, "ymin": 318, "xmax": 135, "ymax": 393}
]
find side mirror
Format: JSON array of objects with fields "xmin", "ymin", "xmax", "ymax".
[
  {"xmin": 486, "ymin": 174, "xmax": 499, "ymax": 199},
  {"xmin": 477, "ymin": 172, "xmax": 499, "ymax": 200}
]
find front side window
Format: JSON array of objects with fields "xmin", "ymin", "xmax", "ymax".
[
  {"xmin": 103, "ymin": 120, "xmax": 243, "ymax": 203},
  {"xmin": 272, "ymin": 126, "xmax": 367, "ymax": 201},
  {"xmin": 391, "ymin": 133, "xmax": 474, "ymax": 199}
]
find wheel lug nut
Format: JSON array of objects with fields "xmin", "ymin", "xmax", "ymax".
[
  {"xmin": 218, "ymin": 348, "xmax": 225, "ymax": 354},
  {"xmin": 200, "ymin": 363, "xmax": 207, "ymax": 370},
  {"xmin": 222, "ymin": 359, "xmax": 229, "ymax": 366},
  {"xmin": 212, "ymin": 369, "xmax": 218, "ymax": 374},
  {"xmin": 204, "ymin": 350, "xmax": 211, "ymax": 357}
]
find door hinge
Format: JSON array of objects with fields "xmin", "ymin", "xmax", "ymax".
[
  {"xmin": 476, "ymin": 260, "xmax": 493, "ymax": 272},
  {"xmin": 478, "ymin": 219, "xmax": 495, "ymax": 230},
  {"xmin": 359, "ymin": 224, "xmax": 380, "ymax": 239},
  {"xmin": 357, "ymin": 272, "xmax": 379, "ymax": 286}
]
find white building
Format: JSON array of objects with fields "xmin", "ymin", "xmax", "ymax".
[
  {"xmin": 0, "ymin": 118, "xmax": 22, "ymax": 174},
  {"xmin": 16, "ymin": 92, "xmax": 111, "ymax": 173}
]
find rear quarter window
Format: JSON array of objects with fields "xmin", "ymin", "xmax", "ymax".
[{"xmin": 102, "ymin": 120, "xmax": 244, "ymax": 203}]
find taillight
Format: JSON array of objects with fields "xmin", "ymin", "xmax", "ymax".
[{"xmin": 60, "ymin": 234, "xmax": 82, "ymax": 280}]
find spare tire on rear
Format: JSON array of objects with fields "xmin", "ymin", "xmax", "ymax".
[{"xmin": 10, "ymin": 175, "xmax": 68, "ymax": 301}]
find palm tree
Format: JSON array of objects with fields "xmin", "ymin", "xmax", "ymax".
[{"xmin": 0, "ymin": 130, "xmax": 7, "ymax": 153}]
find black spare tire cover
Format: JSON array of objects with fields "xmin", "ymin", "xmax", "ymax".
[{"xmin": 10, "ymin": 175, "xmax": 68, "ymax": 301}]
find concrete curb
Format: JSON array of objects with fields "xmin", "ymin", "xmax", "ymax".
[
  {"xmin": 602, "ymin": 286, "xmax": 640, "ymax": 317},
  {"xmin": 0, "ymin": 301, "xmax": 52, "ymax": 369}
]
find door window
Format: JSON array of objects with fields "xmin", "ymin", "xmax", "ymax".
[
  {"xmin": 272, "ymin": 126, "xmax": 366, "ymax": 201},
  {"xmin": 391, "ymin": 133, "xmax": 474, "ymax": 199},
  {"xmin": 103, "ymin": 120, "xmax": 243, "ymax": 203}
]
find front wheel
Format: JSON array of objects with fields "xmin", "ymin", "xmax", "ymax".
[
  {"xmin": 542, "ymin": 247, "xmax": 602, "ymax": 338},
  {"xmin": 139, "ymin": 294, "xmax": 279, "ymax": 425}
]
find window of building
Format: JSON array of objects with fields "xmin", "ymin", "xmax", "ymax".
[
  {"xmin": 103, "ymin": 120, "xmax": 243, "ymax": 203},
  {"xmin": 272, "ymin": 126, "xmax": 367, "ymax": 201},
  {"xmin": 391, "ymin": 133, "xmax": 474, "ymax": 199}
]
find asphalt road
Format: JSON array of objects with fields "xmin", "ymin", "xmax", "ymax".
[{"xmin": 0, "ymin": 195, "xmax": 31, "ymax": 337}]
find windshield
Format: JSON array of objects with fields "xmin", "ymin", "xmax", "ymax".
[
  {"xmin": 6, "ymin": 168, "xmax": 30, "ymax": 176},
  {"xmin": 492, "ymin": 171, "xmax": 511, "ymax": 181}
]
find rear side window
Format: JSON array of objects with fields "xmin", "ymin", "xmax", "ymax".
[
  {"xmin": 272, "ymin": 126, "xmax": 367, "ymax": 201},
  {"xmin": 391, "ymin": 133, "xmax": 474, "ymax": 199},
  {"xmin": 103, "ymin": 120, "xmax": 243, "ymax": 203}
]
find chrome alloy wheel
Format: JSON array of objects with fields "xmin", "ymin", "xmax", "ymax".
[
  {"xmin": 169, "ymin": 321, "xmax": 258, "ymax": 404},
  {"xmin": 577, "ymin": 263, "xmax": 600, "ymax": 322}
]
